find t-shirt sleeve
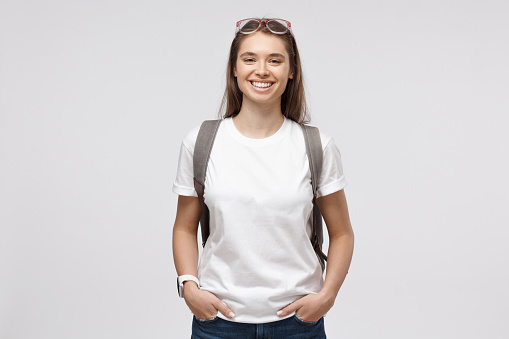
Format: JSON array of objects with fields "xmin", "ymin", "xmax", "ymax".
[
  {"xmin": 172, "ymin": 142, "xmax": 198, "ymax": 197},
  {"xmin": 172, "ymin": 125, "xmax": 201, "ymax": 197},
  {"xmin": 316, "ymin": 137, "xmax": 348, "ymax": 198}
]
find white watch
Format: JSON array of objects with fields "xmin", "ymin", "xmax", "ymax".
[{"xmin": 177, "ymin": 275, "xmax": 200, "ymax": 298}]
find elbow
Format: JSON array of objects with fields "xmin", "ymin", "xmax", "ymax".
[{"xmin": 330, "ymin": 228, "xmax": 354, "ymax": 244}]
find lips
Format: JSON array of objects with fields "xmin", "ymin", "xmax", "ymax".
[
  {"xmin": 250, "ymin": 81, "xmax": 274, "ymax": 88},
  {"xmin": 249, "ymin": 81, "xmax": 275, "ymax": 92}
]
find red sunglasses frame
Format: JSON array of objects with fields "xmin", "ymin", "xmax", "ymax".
[{"xmin": 235, "ymin": 18, "xmax": 293, "ymax": 37}]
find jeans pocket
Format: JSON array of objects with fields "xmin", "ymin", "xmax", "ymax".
[
  {"xmin": 194, "ymin": 315, "xmax": 219, "ymax": 323},
  {"xmin": 293, "ymin": 313, "xmax": 321, "ymax": 325}
]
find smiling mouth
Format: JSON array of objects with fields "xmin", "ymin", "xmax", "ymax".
[{"xmin": 250, "ymin": 81, "xmax": 274, "ymax": 88}]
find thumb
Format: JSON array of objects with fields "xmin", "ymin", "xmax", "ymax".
[
  {"xmin": 215, "ymin": 300, "xmax": 236, "ymax": 319},
  {"xmin": 277, "ymin": 301, "xmax": 301, "ymax": 317}
]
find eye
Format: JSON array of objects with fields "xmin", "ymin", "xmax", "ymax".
[
  {"xmin": 269, "ymin": 59, "xmax": 281, "ymax": 64},
  {"xmin": 244, "ymin": 58, "xmax": 255, "ymax": 63}
]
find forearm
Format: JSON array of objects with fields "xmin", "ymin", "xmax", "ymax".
[
  {"xmin": 172, "ymin": 227, "xmax": 200, "ymax": 276},
  {"xmin": 320, "ymin": 233, "xmax": 354, "ymax": 299}
]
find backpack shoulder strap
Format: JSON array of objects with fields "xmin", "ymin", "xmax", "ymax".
[
  {"xmin": 300, "ymin": 124, "xmax": 327, "ymax": 272},
  {"xmin": 301, "ymin": 125, "xmax": 323, "ymax": 195},
  {"xmin": 193, "ymin": 119, "xmax": 222, "ymax": 247}
]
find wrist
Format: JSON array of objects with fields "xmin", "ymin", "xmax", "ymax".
[
  {"xmin": 183, "ymin": 280, "xmax": 200, "ymax": 297},
  {"xmin": 317, "ymin": 289, "xmax": 337, "ymax": 306},
  {"xmin": 183, "ymin": 280, "xmax": 199, "ymax": 290}
]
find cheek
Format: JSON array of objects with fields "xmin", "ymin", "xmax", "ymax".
[
  {"xmin": 235, "ymin": 66, "xmax": 246, "ymax": 78},
  {"xmin": 279, "ymin": 69, "xmax": 292, "ymax": 82},
  {"xmin": 234, "ymin": 61, "xmax": 242, "ymax": 77},
  {"xmin": 286, "ymin": 66, "xmax": 293, "ymax": 79}
]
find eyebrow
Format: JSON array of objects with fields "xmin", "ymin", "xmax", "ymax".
[{"xmin": 239, "ymin": 51, "xmax": 286, "ymax": 59}]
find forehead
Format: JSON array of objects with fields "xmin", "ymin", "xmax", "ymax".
[{"xmin": 237, "ymin": 32, "xmax": 289, "ymax": 58}]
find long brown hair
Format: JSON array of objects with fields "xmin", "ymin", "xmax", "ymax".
[{"xmin": 218, "ymin": 19, "xmax": 310, "ymax": 124}]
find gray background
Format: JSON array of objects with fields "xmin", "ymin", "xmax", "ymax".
[{"xmin": 1, "ymin": 0, "xmax": 508, "ymax": 338}]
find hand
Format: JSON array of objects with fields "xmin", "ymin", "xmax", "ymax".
[
  {"xmin": 183, "ymin": 282, "xmax": 236, "ymax": 320},
  {"xmin": 276, "ymin": 292, "xmax": 334, "ymax": 322}
]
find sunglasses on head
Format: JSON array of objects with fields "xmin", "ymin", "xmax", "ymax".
[{"xmin": 235, "ymin": 18, "xmax": 293, "ymax": 37}]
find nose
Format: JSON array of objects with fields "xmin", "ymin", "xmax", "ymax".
[{"xmin": 255, "ymin": 63, "xmax": 269, "ymax": 77}]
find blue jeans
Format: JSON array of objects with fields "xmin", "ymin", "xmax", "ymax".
[{"xmin": 191, "ymin": 314, "xmax": 327, "ymax": 339}]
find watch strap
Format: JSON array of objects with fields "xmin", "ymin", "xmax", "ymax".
[{"xmin": 177, "ymin": 275, "xmax": 200, "ymax": 298}]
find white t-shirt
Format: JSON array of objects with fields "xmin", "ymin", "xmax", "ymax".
[{"xmin": 172, "ymin": 116, "xmax": 347, "ymax": 324}]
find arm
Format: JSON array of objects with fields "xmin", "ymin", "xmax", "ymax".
[
  {"xmin": 172, "ymin": 195, "xmax": 236, "ymax": 319},
  {"xmin": 277, "ymin": 189, "xmax": 354, "ymax": 321},
  {"xmin": 173, "ymin": 195, "xmax": 201, "ymax": 279},
  {"xmin": 318, "ymin": 189, "xmax": 354, "ymax": 299}
]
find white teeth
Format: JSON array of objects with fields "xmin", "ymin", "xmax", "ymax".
[{"xmin": 251, "ymin": 81, "xmax": 273, "ymax": 88}]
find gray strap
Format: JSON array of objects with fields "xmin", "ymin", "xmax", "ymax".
[
  {"xmin": 301, "ymin": 125, "xmax": 323, "ymax": 196},
  {"xmin": 193, "ymin": 119, "xmax": 222, "ymax": 185},
  {"xmin": 193, "ymin": 119, "xmax": 222, "ymax": 247},
  {"xmin": 301, "ymin": 124, "xmax": 326, "ymax": 272}
]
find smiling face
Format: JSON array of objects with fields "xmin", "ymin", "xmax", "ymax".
[{"xmin": 233, "ymin": 32, "xmax": 294, "ymax": 108}]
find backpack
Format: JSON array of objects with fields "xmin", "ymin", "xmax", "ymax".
[{"xmin": 192, "ymin": 119, "xmax": 328, "ymax": 272}]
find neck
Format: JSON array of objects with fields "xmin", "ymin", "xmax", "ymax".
[{"xmin": 232, "ymin": 98, "xmax": 285, "ymax": 139}]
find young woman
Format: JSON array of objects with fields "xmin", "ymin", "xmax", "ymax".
[{"xmin": 172, "ymin": 18, "xmax": 354, "ymax": 338}]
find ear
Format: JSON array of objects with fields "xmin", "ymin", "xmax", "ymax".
[
  {"xmin": 289, "ymin": 69, "xmax": 294, "ymax": 79},
  {"xmin": 233, "ymin": 66, "xmax": 237, "ymax": 77}
]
